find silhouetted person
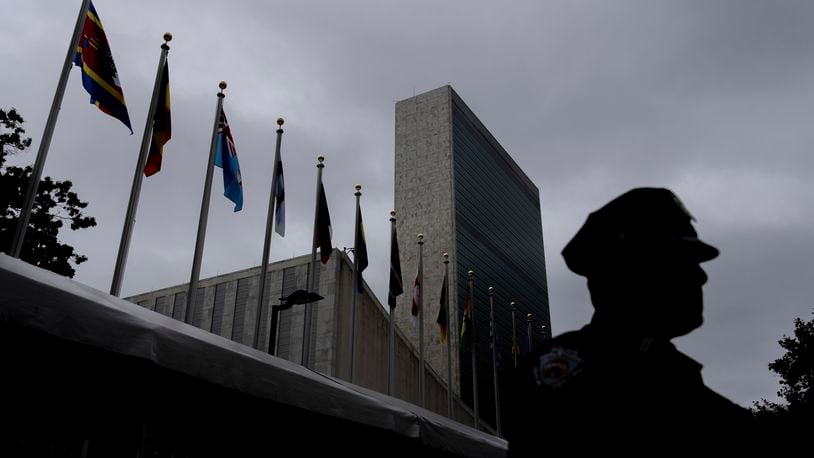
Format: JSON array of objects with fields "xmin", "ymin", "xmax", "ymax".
[{"xmin": 505, "ymin": 188, "xmax": 752, "ymax": 454}]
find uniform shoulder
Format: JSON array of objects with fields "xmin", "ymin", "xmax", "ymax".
[
  {"xmin": 512, "ymin": 328, "xmax": 589, "ymax": 391},
  {"xmin": 524, "ymin": 328, "xmax": 587, "ymax": 362}
]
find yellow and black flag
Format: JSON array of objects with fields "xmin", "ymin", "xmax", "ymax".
[
  {"xmin": 460, "ymin": 283, "xmax": 473, "ymax": 352},
  {"xmin": 144, "ymin": 60, "xmax": 171, "ymax": 176},
  {"xmin": 73, "ymin": 1, "xmax": 132, "ymax": 132}
]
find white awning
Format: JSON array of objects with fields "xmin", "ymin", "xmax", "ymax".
[{"xmin": 0, "ymin": 254, "xmax": 506, "ymax": 457}]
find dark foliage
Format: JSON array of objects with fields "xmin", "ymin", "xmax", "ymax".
[{"xmin": 0, "ymin": 108, "xmax": 96, "ymax": 277}]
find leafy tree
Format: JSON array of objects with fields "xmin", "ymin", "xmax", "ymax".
[
  {"xmin": 0, "ymin": 108, "xmax": 96, "ymax": 278},
  {"xmin": 753, "ymin": 310, "xmax": 814, "ymax": 422}
]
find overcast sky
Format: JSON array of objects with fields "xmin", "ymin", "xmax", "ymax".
[{"xmin": 3, "ymin": 0, "xmax": 813, "ymax": 408}]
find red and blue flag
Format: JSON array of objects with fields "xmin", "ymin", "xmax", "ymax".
[{"xmin": 214, "ymin": 110, "xmax": 243, "ymax": 212}]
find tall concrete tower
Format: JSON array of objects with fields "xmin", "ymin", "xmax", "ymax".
[{"xmin": 394, "ymin": 85, "xmax": 550, "ymax": 429}]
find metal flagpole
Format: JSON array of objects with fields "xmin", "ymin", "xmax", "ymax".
[
  {"xmin": 541, "ymin": 324, "xmax": 549, "ymax": 341},
  {"xmin": 185, "ymin": 81, "xmax": 226, "ymax": 324},
  {"xmin": 417, "ymin": 233, "xmax": 425, "ymax": 407},
  {"xmin": 110, "ymin": 33, "xmax": 172, "ymax": 296},
  {"xmin": 350, "ymin": 184, "xmax": 362, "ymax": 382},
  {"xmin": 511, "ymin": 301, "xmax": 518, "ymax": 368},
  {"xmin": 444, "ymin": 252, "xmax": 453, "ymax": 419},
  {"xmin": 469, "ymin": 270, "xmax": 479, "ymax": 430},
  {"xmin": 488, "ymin": 287, "xmax": 502, "ymax": 436},
  {"xmin": 10, "ymin": 0, "xmax": 91, "ymax": 258},
  {"xmin": 253, "ymin": 118, "xmax": 284, "ymax": 350},
  {"xmin": 388, "ymin": 210, "xmax": 397, "ymax": 395},
  {"xmin": 302, "ymin": 155, "xmax": 324, "ymax": 368},
  {"xmin": 527, "ymin": 313, "xmax": 534, "ymax": 352}
]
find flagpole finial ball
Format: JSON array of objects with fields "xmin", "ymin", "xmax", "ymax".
[
  {"xmin": 355, "ymin": 184, "xmax": 362, "ymax": 192},
  {"xmin": 511, "ymin": 301, "xmax": 516, "ymax": 310},
  {"xmin": 527, "ymin": 313, "xmax": 533, "ymax": 322},
  {"xmin": 163, "ymin": 32, "xmax": 172, "ymax": 42},
  {"xmin": 489, "ymin": 286, "xmax": 495, "ymax": 295},
  {"xmin": 219, "ymin": 81, "xmax": 227, "ymax": 90},
  {"xmin": 443, "ymin": 252, "xmax": 449, "ymax": 260},
  {"xmin": 417, "ymin": 233, "xmax": 424, "ymax": 243},
  {"xmin": 390, "ymin": 210, "xmax": 396, "ymax": 217},
  {"xmin": 277, "ymin": 118, "xmax": 284, "ymax": 126},
  {"xmin": 318, "ymin": 155, "xmax": 325, "ymax": 163},
  {"xmin": 468, "ymin": 270, "xmax": 475, "ymax": 279}
]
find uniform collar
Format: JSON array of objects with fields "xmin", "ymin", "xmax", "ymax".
[{"xmin": 581, "ymin": 323, "xmax": 704, "ymax": 372}]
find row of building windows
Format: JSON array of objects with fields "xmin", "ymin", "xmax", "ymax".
[
  {"xmin": 450, "ymin": 96, "xmax": 550, "ymax": 432},
  {"xmin": 137, "ymin": 282, "xmax": 249, "ymax": 344},
  {"xmin": 131, "ymin": 265, "xmax": 313, "ymax": 353}
]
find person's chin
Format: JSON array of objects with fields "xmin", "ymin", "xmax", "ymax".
[{"xmin": 668, "ymin": 315, "xmax": 703, "ymax": 338}]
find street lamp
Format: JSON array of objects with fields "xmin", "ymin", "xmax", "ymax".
[{"xmin": 269, "ymin": 289, "xmax": 323, "ymax": 356}]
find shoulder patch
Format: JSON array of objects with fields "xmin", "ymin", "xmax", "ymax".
[{"xmin": 533, "ymin": 346, "xmax": 583, "ymax": 389}]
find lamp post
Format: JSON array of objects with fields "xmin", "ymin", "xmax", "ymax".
[{"xmin": 268, "ymin": 290, "xmax": 324, "ymax": 356}]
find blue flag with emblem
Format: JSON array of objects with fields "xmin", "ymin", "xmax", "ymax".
[{"xmin": 214, "ymin": 110, "xmax": 243, "ymax": 212}]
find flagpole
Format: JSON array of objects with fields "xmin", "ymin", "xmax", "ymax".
[
  {"xmin": 185, "ymin": 81, "xmax": 226, "ymax": 324},
  {"xmin": 541, "ymin": 324, "xmax": 548, "ymax": 341},
  {"xmin": 526, "ymin": 313, "xmax": 533, "ymax": 352},
  {"xmin": 350, "ymin": 184, "xmax": 362, "ymax": 382},
  {"xmin": 444, "ymin": 252, "xmax": 453, "ymax": 419},
  {"xmin": 468, "ymin": 270, "xmax": 479, "ymax": 430},
  {"xmin": 388, "ymin": 210, "xmax": 397, "ymax": 396},
  {"xmin": 511, "ymin": 301, "xmax": 518, "ymax": 368},
  {"xmin": 10, "ymin": 0, "xmax": 91, "ymax": 258},
  {"xmin": 109, "ymin": 33, "xmax": 172, "ymax": 296},
  {"xmin": 488, "ymin": 286, "xmax": 501, "ymax": 436},
  {"xmin": 303, "ymin": 155, "xmax": 324, "ymax": 368},
  {"xmin": 254, "ymin": 118, "xmax": 284, "ymax": 351},
  {"xmin": 417, "ymin": 233, "xmax": 425, "ymax": 407}
]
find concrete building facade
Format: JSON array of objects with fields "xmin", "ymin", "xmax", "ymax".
[
  {"xmin": 126, "ymin": 250, "xmax": 479, "ymax": 425},
  {"xmin": 394, "ymin": 85, "xmax": 550, "ymax": 429}
]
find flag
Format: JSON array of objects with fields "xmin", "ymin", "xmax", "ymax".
[
  {"xmin": 214, "ymin": 110, "xmax": 243, "ymax": 212},
  {"xmin": 144, "ymin": 60, "xmax": 171, "ymax": 176},
  {"xmin": 274, "ymin": 159, "xmax": 285, "ymax": 236},
  {"xmin": 354, "ymin": 204, "xmax": 368, "ymax": 293},
  {"xmin": 436, "ymin": 272, "xmax": 448, "ymax": 343},
  {"xmin": 460, "ymin": 284, "xmax": 473, "ymax": 352},
  {"xmin": 73, "ymin": 1, "xmax": 132, "ymax": 132},
  {"xmin": 387, "ymin": 226, "xmax": 403, "ymax": 308},
  {"xmin": 490, "ymin": 311, "xmax": 502, "ymax": 367},
  {"xmin": 512, "ymin": 337, "xmax": 520, "ymax": 366},
  {"xmin": 314, "ymin": 181, "xmax": 332, "ymax": 263},
  {"xmin": 411, "ymin": 269, "xmax": 421, "ymax": 325}
]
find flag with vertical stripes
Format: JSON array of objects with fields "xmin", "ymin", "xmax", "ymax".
[
  {"xmin": 214, "ymin": 110, "xmax": 243, "ymax": 211},
  {"xmin": 73, "ymin": 1, "xmax": 132, "ymax": 132},
  {"xmin": 387, "ymin": 226, "xmax": 403, "ymax": 308},
  {"xmin": 460, "ymin": 283, "xmax": 473, "ymax": 352},
  {"xmin": 354, "ymin": 204, "xmax": 368, "ymax": 293},
  {"xmin": 436, "ymin": 271, "xmax": 448, "ymax": 343},
  {"xmin": 144, "ymin": 60, "xmax": 171, "ymax": 176},
  {"xmin": 274, "ymin": 158, "xmax": 285, "ymax": 236}
]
